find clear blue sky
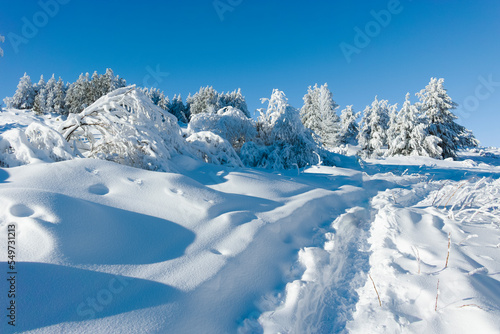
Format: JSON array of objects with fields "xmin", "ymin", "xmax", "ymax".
[{"xmin": 1, "ymin": 0, "xmax": 499, "ymax": 145}]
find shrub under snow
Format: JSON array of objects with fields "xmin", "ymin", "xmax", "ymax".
[
  {"xmin": 0, "ymin": 122, "xmax": 74, "ymax": 167},
  {"xmin": 60, "ymin": 85, "xmax": 188, "ymax": 171},
  {"xmin": 186, "ymin": 131, "xmax": 243, "ymax": 167},
  {"xmin": 188, "ymin": 106, "xmax": 256, "ymax": 152}
]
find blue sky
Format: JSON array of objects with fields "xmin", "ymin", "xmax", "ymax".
[{"xmin": 1, "ymin": 0, "xmax": 499, "ymax": 145}]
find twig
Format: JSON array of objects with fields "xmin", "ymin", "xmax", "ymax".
[
  {"xmin": 458, "ymin": 304, "xmax": 483, "ymax": 310},
  {"xmin": 435, "ymin": 279, "xmax": 440, "ymax": 311},
  {"xmin": 445, "ymin": 233, "xmax": 451, "ymax": 268},
  {"xmin": 368, "ymin": 274, "xmax": 382, "ymax": 307}
]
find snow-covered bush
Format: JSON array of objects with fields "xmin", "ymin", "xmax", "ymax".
[
  {"xmin": 188, "ymin": 106, "xmax": 256, "ymax": 152},
  {"xmin": 186, "ymin": 131, "xmax": 243, "ymax": 167},
  {"xmin": 60, "ymin": 86, "xmax": 187, "ymax": 171},
  {"xmin": 0, "ymin": 122, "xmax": 74, "ymax": 167},
  {"xmin": 241, "ymin": 89, "xmax": 324, "ymax": 169}
]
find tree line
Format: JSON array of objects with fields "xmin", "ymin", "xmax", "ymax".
[{"xmin": 3, "ymin": 69, "xmax": 477, "ymax": 160}]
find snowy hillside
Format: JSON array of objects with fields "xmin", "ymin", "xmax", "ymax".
[{"xmin": 1, "ymin": 144, "xmax": 500, "ymax": 333}]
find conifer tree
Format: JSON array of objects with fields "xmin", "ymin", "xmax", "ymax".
[
  {"xmin": 339, "ymin": 105, "xmax": 360, "ymax": 145},
  {"xmin": 300, "ymin": 83, "xmax": 340, "ymax": 149},
  {"xmin": 416, "ymin": 78, "xmax": 478, "ymax": 158},
  {"xmin": 33, "ymin": 76, "xmax": 47, "ymax": 114},
  {"xmin": 11, "ymin": 73, "xmax": 35, "ymax": 109},
  {"xmin": 357, "ymin": 96, "xmax": 391, "ymax": 157}
]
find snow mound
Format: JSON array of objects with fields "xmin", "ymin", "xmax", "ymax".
[{"xmin": 0, "ymin": 122, "xmax": 73, "ymax": 167}]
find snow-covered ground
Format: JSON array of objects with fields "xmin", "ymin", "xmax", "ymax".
[{"xmin": 1, "ymin": 110, "xmax": 500, "ymax": 333}]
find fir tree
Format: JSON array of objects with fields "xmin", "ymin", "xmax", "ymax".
[
  {"xmin": 357, "ymin": 96, "xmax": 391, "ymax": 157},
  {"xmin": 33, "ymin": 75, "xmax": 47, "ymax": 114},
  {"xmin": 416, "ymin": 78, "xmax": 478, "ymax": 158},
  {"xmin": 53, "ymin": 77, "xmax": 67, "ymax": 115},
  {"xmin": 339, "ymin": 105, "xmax": 360, "ymax": 145},
  {"xmin": 11, "ymin": 73, "xmax": 35, "ymax": 109},
  {"xmin": 300, "ymin": 83, "xmax": 340, "ymax": 149},
  {"xmin": 44, "ymin": 75, "xmax": 57, "ymax": 114}
]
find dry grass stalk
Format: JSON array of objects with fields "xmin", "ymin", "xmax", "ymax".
[
  {"xmin": 445, "ymin": 232, "xmax": 451, "ymax": 268},
  {"xmin": 435, "ymin": 279, "xmax": 440, "ymax": 311},
  {"xmin": 458, "ymin": 304, "xmax": 483, "ymax": 310},
  {"xmin": 368, "ymin": 274, "xmax": 382, "ymax": 307}
]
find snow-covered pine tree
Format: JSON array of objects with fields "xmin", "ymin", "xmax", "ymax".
[
  {"xmin": 53, "ymin": 77, "xmax": 67, "ymax": 115},
  {"xmin": 339, "ymin": 105, "xmax": 360, "ymax": 145},
  {"xmin": 10, "ymin": 73, "xmax": 36, "ymax": 109},
  {"xmin": 218, "ymin": 88, "xmax": 250, "ymax": 118},
  {"xmin": 386, "ymin": 102, "xmax": 399, "ymax": 152},
  {"xmin": 186, "ymin": 86, "xmax": 219, "ymax": 116},
  {"xmin": 44, "ymin": 75, "xmax": 57, "ymax": 114},
  {"xmin": 317, "ymin": 83, "xmax": 341, "ymax": 149},
  {"xmin": 65, "ymin": 73, "xmax": 93, "ymax": 114},
  {"xmin": 168, "ymin": 94, "xmax": 188, "ymax": 123},
  {"xmin": 300, "ymin": 83, "xmax": 340, "ymax": 149},
  {"xmin": 240, "ymin": 89, "xmax": 323, "ymax": 169},
  {"xmin": 387, "ymin": 93, "xmax": 441, "ymax": 157},
  {"xmin": 357, "ymin": 96, "xmax": 391, "ymax": 158},
  {"xmin": 186, "ymin": 86, "xmax": 250, "ymax": 119},
  {"xmin": 33, "ymin": 76, "xmax": 47, "ymax": 114},
  {"xmin": 301, "ymin": 84, "xmax": 322, "ymax": 139},
  {"xmin": 416, "ymin": 78, "xmax": 478, "ymax": 158}
]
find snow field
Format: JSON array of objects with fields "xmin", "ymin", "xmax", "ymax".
[{"xmin": 1, "ymin": 144, "xmax": 499, "ymax": 333}]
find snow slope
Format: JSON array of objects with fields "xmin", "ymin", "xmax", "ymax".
[{"xmin": 1, "ymin": 148, "xmax": 500, "ymax": 333}]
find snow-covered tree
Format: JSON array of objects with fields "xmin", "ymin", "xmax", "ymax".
[
  {"xmin": 387, "ymin": 93, "xmax": 442, "ymax": 157},
  {"xmin": 339, "ymin": 105, "xmax": 360, "ymax": 145},
  {"xmin": 53, "ymin": 77, "xmax": 67, "ymax": 115},
  {"xmin": 187, "ymin": 86, "xmax": 219, "ymax": 116},
  {"xmin": 43, "ymin": 75, "xmax": 57, "ymax": 114},
  {"xmin": 168, "ymin": 94, "xmax": 188, "ymax": 123},
  {"xmin": 65, "ymin": 73, "xmax": 93, "ymax": 114},
  {"xmin": 300, "ymin": 83, "xmax": 341, "ymax": 149},
  {"xmin": 186, "ymin": 86, "xmax": 250, "ymax": 118},
  {"xmin": 240, "ymin": 89, "xmax": 324, "ymax": 169},
  {"xmin": 219, "ymin": 88, "xmax": 250, "ymax": 118},
  {"xmin": 10, "ymin": 73, "xmax": 35, "ymax": 109},
  {"xmin": 142, "ymin": 87, "xmax": 168, "ymax": 110},
  {"xmin": 33, "ymin": 76, "xmax": 47, "ymax": 114},
  {"xmin": 357, "ymin": 96, "xmax": 391, "ymax": 158},
  {"xmin": 60, "ymin": 86, "xmax": 187, "ymax": 171},
  {"xmin": 188, "ymin": 106, "xmax": 256, "ymax": 152},
  {"xmin": 416, "ymin": 78, "xmax": 478, "ymax": 158}
]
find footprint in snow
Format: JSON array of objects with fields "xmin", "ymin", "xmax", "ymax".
[
  {"xmin": 88, "ymin": 183, "xmax": 109, "ymax": 195},
  {"xmin": 85, "ymin": 167, "xmax": 99, "ymax": 175},
  {"xmin": 127, "ymin": 177, "xmax": 143, "ymax": 185},
  {"xmin": 10, "ymin": 203, "xmax": 35, "ymax": 217}
]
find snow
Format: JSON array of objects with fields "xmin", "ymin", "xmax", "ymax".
[{"xmin": 1, "ymin": 109, "xmax": 500, "ymax": 333}]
